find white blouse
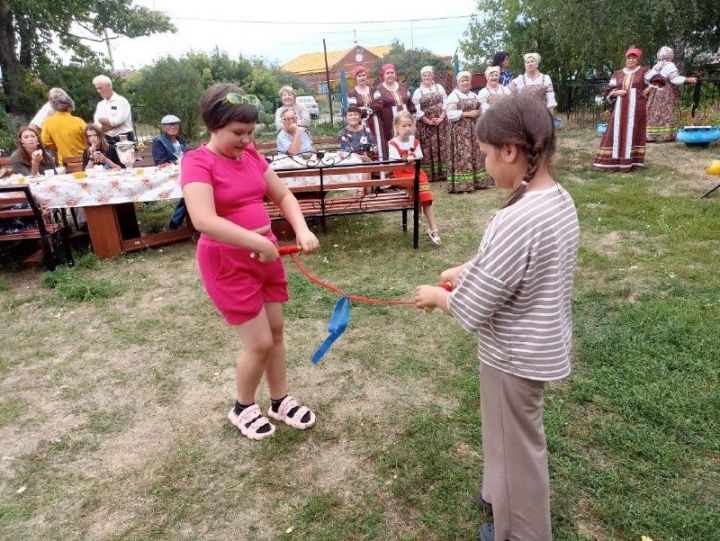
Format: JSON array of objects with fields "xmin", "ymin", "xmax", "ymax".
[
  {"xmin": 511, "ymin": 72, "xmax": 558, "ymax": 109},
  {"xmin": 444, "ymin": 89, "xmax": 478, "ymax": 122},
  {"xmin": 644, "ymin": 61, "xmax": 687, "ymax": 87},
  {"xmin": 412, "ymin": 84, "xmax": 448, "ymax": 119},
  {"xmin": 478, "ymin": 85, "xmax": 512, "ymax": 112}
]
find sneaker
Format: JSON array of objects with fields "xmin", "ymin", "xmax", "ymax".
[{"xmin": 427, "ymin": 229, "xmax": 442, "ymax": 245}]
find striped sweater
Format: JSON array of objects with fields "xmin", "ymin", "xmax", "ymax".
[{"xmin": 447, "ymin": 184, "xmax": 579, "ymax": 381}]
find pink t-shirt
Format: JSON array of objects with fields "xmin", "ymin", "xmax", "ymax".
[{"xmin": 180, "ymin": 145, "xmax": 270, "ymax": 232}]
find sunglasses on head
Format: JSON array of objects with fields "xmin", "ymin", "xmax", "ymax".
[{"xmin": 225, "ymin": 93, "xmax": 260, "ymax": 106}]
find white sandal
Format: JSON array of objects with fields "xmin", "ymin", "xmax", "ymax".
[
  {"xmin": 268, "ymin": 395, "xmax": 316, "ymax": 430},
  {"xmin": 228, "ymin": 404, "xmax": 276, "ymax": 441},
  {"xmin": 427, "ymin": 229, "xmax": 442, "ymax": 246}
]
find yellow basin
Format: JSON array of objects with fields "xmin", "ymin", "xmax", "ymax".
[{"xmin": 706, "ymin": 160, "xmax": 720, "ymax": 176}]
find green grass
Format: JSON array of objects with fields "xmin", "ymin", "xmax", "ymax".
[{"xmin": 0, "ymin": 130, "xmax": 718, "ymax": 540}]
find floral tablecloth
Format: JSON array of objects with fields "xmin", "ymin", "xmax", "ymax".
[
  {"xmin": 0, "ymin": 165, "xmax": 181, "ymax": 209},
  {"xmin": 270, "ymin": 153, "xmax": 364, "ymax": 187}
]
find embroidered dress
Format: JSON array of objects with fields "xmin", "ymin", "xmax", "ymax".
[
  {"xmin": 478, "ymin": 85, "xmax": 512, "ymax": 113},
  {"xmin": 412, "ymin": 84, "xmax": 449, "ymax": 182},
  {"xmin": 387, "ymin": 136, "xmax": 433, "ymax": 203},
  {"xmin": 644, "ymin": 61, "xmax": 689, "ymax": 142},
  {"xmin": 372, "ymin": 83, "xmax": 415, "ymax": 159},
  {"xmin": 593, "ymin": 67, "xmax": 650, "ymax": 172},
  {"xmin": 348, "ymin": 86, "xmax": 383, "ymax": 159},
  {"xmin": 445, "ymin": 89, "xmax": 489, "ymax": 192},
  {"xmin": 511, "ymin": 73, "xmax": 558, "ymax": 110}
]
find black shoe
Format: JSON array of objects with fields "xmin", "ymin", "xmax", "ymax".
[
  {"xmin": 478, "ymin": 522, "xmax": 494, "ymax": 541},
  {"xmin": 168, "ymin": 221, "xmax": 180, "ymax": 230},
  {"xmin": 476, "ymin": 492, "xmax": 493, "ymax": 515}
]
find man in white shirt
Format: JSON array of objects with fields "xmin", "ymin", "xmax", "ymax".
[{"xmin": 92, "ymin": 75, "xmax": 135, "ymax": 145}]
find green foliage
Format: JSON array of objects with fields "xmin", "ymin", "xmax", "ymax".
[
  {"xmin": 124, "ymin": 57, "xmax": 205, "ymax": 140},
  {"xmin": 0, "ymin": 109, "xmax": 21, "ymax": 157},
  {"xmin": 0, "ymin": 0, "xmax": 174, "ymax": 114},
  {"xmin": 377, "ymin": 40, "xmax": 454, "ymax": 90},
  {"xmin": 461, "ymin": 0, "xmax": 720, "ymax": 85},
  {"xmin": 42, "ymin": 266, "xmax": 121, "ymax": 302}
]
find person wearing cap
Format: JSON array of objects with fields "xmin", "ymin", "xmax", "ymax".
[
  {"xmin": 152, "ymin": 114, "xmax": 188, "ymax": 228},
  {"xmin": 152, "ymin": 115, "xmax": 187, "ymax": 165},
  {"xmin": 593, "ymin": 47, "xmax": 654, "ymax": 172},
  {"xmin": 412, "ymin": 65, "xmax": 448, "ymax": 182}
]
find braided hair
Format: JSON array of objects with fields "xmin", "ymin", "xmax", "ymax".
[{"xmin": 475, "ymin": 94, "xmax": 556, "ymax": 207}]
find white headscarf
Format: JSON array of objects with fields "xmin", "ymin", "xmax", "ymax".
[
  {"xmin": 420, "ymin": 65, "xmax": 434, "ymax": 76},
  {"xmin": 657, "ymin": 46, "xmax": 674, "ymax": 62},
  {"xmin": 523, "ymin": 52, "xmax": 541, "ymax": 64},
  {"xmin": 485, "ymin": 66, "xmax": 501, "ymax": 78}
]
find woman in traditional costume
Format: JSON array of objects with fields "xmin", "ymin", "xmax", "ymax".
[
  {"xmin": 371, "ymin": 63, "xmax": 415, "ymax": 159},
  {"xmin": 644, "ymin": 46, "xmax": 698, "ymax": 142},
  {"xmin": 412, "ymin": 65, "xmax": 449, "ymax": 181},
  {"xmin": 510, "ymin": 53, "xmax": 557, "ymax": 113},
  {"xmin": 593, "ymin": 47, "xmax": 652, "ymax": 172},
  {"xmin": 445, "ymin": 71, "xmax": 488, "ymax": 192},
  {"xmin": 347, "ymin": 65, "xmax": 383, "ymax": 160},
  {"xmin": 478, "ymin": 66, "xmax": 512, "ymax": 113}
]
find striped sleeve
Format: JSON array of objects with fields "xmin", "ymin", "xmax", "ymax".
[{"xmin": 448, "ymin": 213, "xmax": 531, "ymax": 332}]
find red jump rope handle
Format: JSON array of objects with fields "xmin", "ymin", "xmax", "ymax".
[
  {"xmin": 278, "ymin": 245, "xmax": 301, "ymax": 255},
  {"xmin": 425, "ymin": 281, "xmax": 454, "ymax": 313}
]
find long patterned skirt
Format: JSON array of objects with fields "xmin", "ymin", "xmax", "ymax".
[
  {"xmin": 448, "ymin": 118, "xmax": 489, "ymax": 192},
  {"xmin": 646, "ymin": 85, "xmax": 679, "ymax": 142},
  {"xmin": 416, "ymin": 120, "xmax": 448, "ymax": 182}
]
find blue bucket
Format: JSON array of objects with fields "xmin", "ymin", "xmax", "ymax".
[
  {"xmin": 596, "ymin": 123, "xmax": 608, "ymax": 135},
  {"xmin": 553, "ymin": 118, "xmax": 561, "ymax": 129}
]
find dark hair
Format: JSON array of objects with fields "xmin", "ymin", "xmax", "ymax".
[
  {"xmin": 201, "ymin": 82, "xmax": 259, "ymax": 130},
  {"xmin": 345, "ymin": 106, "xmax": 362, "ymax": 116},
  {"xmin": 491, "ymin": 51, "xmax": 509, "ymax": 67},
  {"xmin": 84, "ymin": 123, "xmax": 109, "ymax": 154},
  {"xmin": 15, "ymin": 125, "xmax": 46, "ymax": 167},
  {"xmin": 475, "ymin": 95, "xmax": 556, "ymax": 207}
]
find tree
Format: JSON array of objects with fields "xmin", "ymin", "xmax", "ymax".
[
  {"xmin": 0, "ymin": 0, "xmax": 174, "ymax": 114},
  {"xmin": 124, "ymin": 56, "xmax": 204, "ymax": 140},
  {"xmin": 461, "ymin": 0, "xmax": 720, "ymax": 80},
  {"xmin": 377, "ymin": 40, "xmax": 454, "ymax": 91}
]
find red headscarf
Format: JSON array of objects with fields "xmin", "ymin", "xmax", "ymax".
[
  {"xmin": 625, "ymin": 47, "xmax": 642, "ymax": 59},
  {"xmin": 351, "ymin": 65, "xmax": 368, "ymax": 79},
  {"xmin": 380, "ymin": 63, "xmax": 396, "ymax": 80}
]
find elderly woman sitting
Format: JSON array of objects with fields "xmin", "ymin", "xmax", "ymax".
[
  {"xmin": 276, "ymin": 107, "xmax": 315, "ymax": 155},
  {"xmin": 40, "ymin": 91, "xmax": 86, "ymax": 166},
  {"xmin": 274, "ymin": 85, "xmax": 311, "ymax": 131}
]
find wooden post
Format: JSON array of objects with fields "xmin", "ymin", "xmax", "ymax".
[{"xmin": 323, "ymin": 39, "xmax": 333, "ymax": 127}]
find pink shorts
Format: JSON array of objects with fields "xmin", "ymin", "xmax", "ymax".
[{"xmin": 196, "ymin": 232, "xmax": 289, "ymax": 325}]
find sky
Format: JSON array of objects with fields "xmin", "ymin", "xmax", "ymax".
[{"xmin": 93, "ymin": 0, "xmax": 478, "ymax": 70}]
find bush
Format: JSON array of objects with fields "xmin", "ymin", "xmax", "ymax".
[{"xmin": 0, "ymin": 109, "xmax": 21, "ymax": 157}]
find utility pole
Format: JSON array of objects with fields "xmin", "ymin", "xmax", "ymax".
[
  {"xmin": 323, "ymin": 39, "xmax": 333, "ymax": 127},
  {"xmin": 104, "ymin": 29, "xmax": 115, "ymax": 71}
]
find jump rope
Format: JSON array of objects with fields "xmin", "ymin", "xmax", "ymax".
[{"xmin": 275, "ymin": 245, "xmax": 452, "ymax": 364}]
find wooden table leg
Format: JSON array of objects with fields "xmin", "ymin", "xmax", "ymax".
[{"xmin": 84, "ymin": 205, "xmax": 122, "ymax": 259}]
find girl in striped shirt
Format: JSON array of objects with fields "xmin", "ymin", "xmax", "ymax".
[{"xmin": 414, "ymin": 95, "xmax": 579, "ymax": 541}]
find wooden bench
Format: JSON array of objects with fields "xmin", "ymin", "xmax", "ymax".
[
  {"xmin": 267, "ymin": 159, "xmax": 422, "ymax": 249},
  {"xmin": 0, "ymin": 185, "xmax": 74, "ymax": 270}
]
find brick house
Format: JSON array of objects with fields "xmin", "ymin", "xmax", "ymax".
[{"xmin": 282, "ymin": 45, "xmax": 391, "ymax": 94}]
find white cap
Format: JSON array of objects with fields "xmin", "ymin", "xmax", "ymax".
[{"xmin": 161, "ymin": 114, "xmax": 181, "ymax": 125}]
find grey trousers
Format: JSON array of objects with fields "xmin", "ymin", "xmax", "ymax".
[{"xmin": 480, "ymin": 363, "xmax": 552, "ymax": 541}]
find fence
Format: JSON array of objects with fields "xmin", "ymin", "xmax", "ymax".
[{"xmin": 563, "ymin": 77, "xmax": 720, "ymax": 128}]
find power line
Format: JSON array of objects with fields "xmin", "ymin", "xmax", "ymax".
[{"xmin": 168, "ymin": 14, "xmax": 473, "ymax": 25}]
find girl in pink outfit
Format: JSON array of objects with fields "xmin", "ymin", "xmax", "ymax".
[{"xmin": 181, "ymin": 83, "xmax": 320, "ymax": 441}]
